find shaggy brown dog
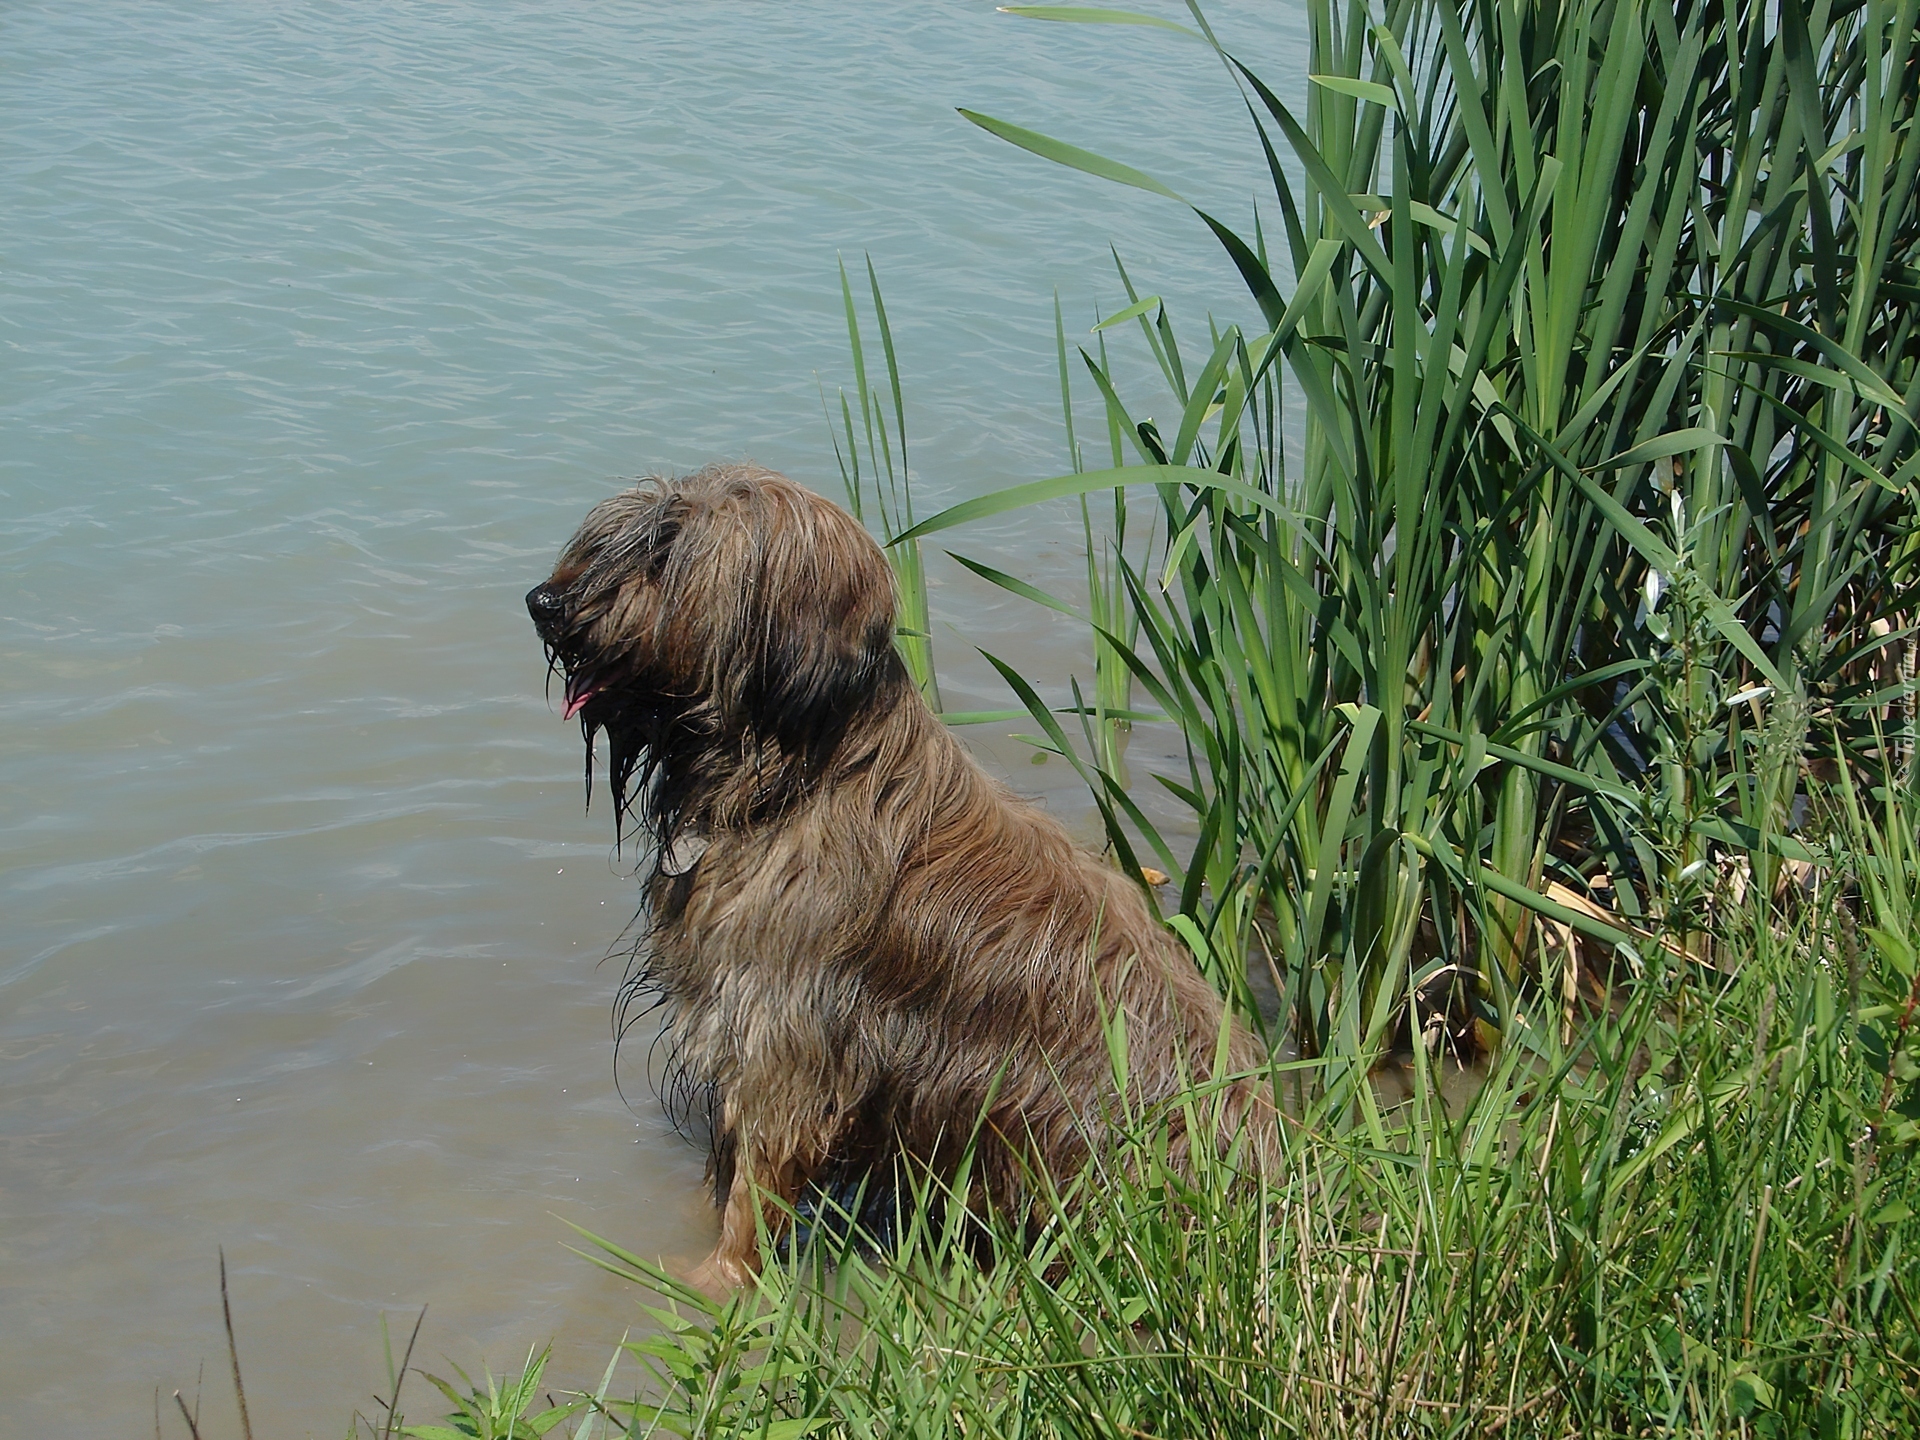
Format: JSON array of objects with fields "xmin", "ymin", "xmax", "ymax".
[{"xmin": 528, "ymin": 463, "xmax": 1268, "ymax": 1289}]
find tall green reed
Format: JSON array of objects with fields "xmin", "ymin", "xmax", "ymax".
[
  {"xmin": 828, "ymin": 255, "xmax": 941, "ymax": 710},
  {"xmin": 898, "ymin": 0, "xmax": 1919, "ymax": 1065}
]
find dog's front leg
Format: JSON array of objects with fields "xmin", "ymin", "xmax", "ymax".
[{"xmin": 689, "ymin": 1140, "xmax": 799, "ymax": 1296}]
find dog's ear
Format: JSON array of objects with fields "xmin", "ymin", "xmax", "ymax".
[
  {"xmin": 728, "ymin": 499, "xmax": 903, "ymax": 762},
  {"xmin": 741, "ymin": 600, "xmax": 899, "ymax": 760}
]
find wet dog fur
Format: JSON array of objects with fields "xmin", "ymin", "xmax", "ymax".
[{"xmin": 528, "ymin": 463, "xmax": 1268, "ymax": 1289}]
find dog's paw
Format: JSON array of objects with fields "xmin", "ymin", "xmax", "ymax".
[{"xmin": 683, "ymin": 1248, "xmax": 752, "ymax": 1301}]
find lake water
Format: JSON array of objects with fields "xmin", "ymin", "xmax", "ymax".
[{"xmin": 1, "ymin": 1, "xmax": 1305, "ymax": 1428}]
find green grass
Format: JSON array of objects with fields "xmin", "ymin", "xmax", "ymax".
[{"xmin": 408, "ymin": 868, "xmax": 1918, "ymax": 1437}]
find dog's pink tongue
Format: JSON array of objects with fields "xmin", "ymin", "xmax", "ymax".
[{"xmin": 563, "ymin": 684, "xmax": 597, "ymax": 720}]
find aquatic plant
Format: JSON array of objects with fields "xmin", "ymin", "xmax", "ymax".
[
  {"xmin": 827, "ymin": 255, "xmax": 940, "ymax": 711},
  {"xmin": 899, "ymin": 0, "xmax": 1920, "ymax": 1072}
]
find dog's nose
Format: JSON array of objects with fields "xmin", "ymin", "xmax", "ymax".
[{"xmin": 526, "ymin": 583, "xmax": 565, "ymax": 630}]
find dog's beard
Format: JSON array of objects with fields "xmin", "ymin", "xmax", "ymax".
[
  {"xmin": 543, "ymin": 639, "xmax": 672, "ymax": 851},
  {"xmin": 561, "ymin": 660, "xmax": 764, "ymax": 866},
  {"xmin": 579, "ymin": 693, "xmax": 687, "ymax": 854}
]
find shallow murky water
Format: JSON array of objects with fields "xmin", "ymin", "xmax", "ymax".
[{"xmin": 1, "ymin": 1, "xmax": 1306, "ymax": 1428}]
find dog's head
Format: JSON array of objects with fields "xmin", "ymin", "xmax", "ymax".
[{"xmin": 528, "ymin": 464, "xmax": 904, "ymax": 834}]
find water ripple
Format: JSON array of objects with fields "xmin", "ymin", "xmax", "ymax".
[{"xmin": 1, "ymin": 0, "xmax": 1308, "ymax": 1426}]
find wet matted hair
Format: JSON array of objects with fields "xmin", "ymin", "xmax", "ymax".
[{"xmin": 528, "ymin": 462, "xmax": 1268, "ymax": 1289}]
